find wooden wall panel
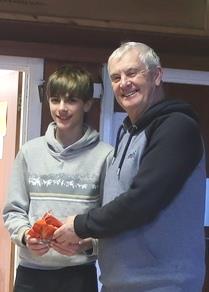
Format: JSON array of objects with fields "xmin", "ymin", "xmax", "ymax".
[{"xmin": 0, "ymin": 0, "xmax": 207, "ymax": 36}]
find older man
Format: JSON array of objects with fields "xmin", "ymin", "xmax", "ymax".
[{"xmin": 53, "ymin": 42, "xmax": 206, "ymax": 292}]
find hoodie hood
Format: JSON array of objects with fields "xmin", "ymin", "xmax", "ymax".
[
  {"xmin": 114, "ymin": 99, "xmax": 199, "ymax": 176},
  {"xmin": 45, "ymin": 122, "xmax": 100, "ymax": 160},
  {"xmin": 124, "ymin": 99, "xmax": 199, "ymax": 133}
]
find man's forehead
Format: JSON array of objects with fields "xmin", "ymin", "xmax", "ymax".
[
  {"xmin": 109, "ymin": 49, "xmax": 143, "ymax": 66},
  {"xmin": 109, "ymin": 60, "xmax": 145, "ymax": 76}
]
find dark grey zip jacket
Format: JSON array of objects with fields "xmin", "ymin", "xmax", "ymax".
[{"xmin": 75, "ymin": 99, "xmax": 206, "ymax": 292}]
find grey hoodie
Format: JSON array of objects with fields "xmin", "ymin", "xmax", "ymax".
[{"xmin": 3, "ymin": 122, "xmax": 113, "ymax": 269}]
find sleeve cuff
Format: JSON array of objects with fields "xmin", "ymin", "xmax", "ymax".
[
  {"xmin": 17, "ymin": 226, "xmax": 30, "ymax": 247},
  {"xmin": 74, "ymin": 214, "xmax": 90, "ymax": 238},
  {"xmin": 84, "ymin": 239, "xmax": 98, "ymax": 256}
]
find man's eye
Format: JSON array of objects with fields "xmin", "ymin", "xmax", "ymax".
[
  {"xmin": 127, "ymin": 70, "xmax": 137, "ymax": 77},
  {"xmin": 111, "ymin": 76, "xmax": 120, "ymax": 83}
]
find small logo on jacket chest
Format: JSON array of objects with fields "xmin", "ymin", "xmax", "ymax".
[{"xmin": 127, "ymin": 150, "xmax": 137, "ymax": 159}]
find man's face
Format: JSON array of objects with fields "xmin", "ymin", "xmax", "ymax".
[{"xmin": 108, "ymin": 49, "xmax": 162, "ymax": 123}]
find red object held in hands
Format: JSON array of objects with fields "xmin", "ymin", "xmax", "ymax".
[{"xmin": 28, "ymin": 212, "xmax": 62, "ymax": 241}]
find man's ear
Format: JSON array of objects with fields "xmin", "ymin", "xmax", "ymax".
[
  {"xmin": 154, "ymin": 67, "xmax": 163, "ymax": 86},
  {"xmin": 84, "ymin": 99, "xmax": 93, "ymax": 113}
]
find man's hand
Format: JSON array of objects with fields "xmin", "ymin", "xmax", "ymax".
[
  {"xmin": 52, "ymin": 216, "xmax": 81, "ymax": 246},
  {"xmin": 50, "ymin": 238, "xmax": 94, "ymax": 256}
]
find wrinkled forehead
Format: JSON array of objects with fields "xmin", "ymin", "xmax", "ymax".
[{"xmin": 108, "ymin": 49, "xmax": 145, "ymax": 74}]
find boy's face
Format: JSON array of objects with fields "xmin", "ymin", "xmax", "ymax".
[{"xmin": 49, "ymin": 96, "xmax": 92, "ymax": 134}]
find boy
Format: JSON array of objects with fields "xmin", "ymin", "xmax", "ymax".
[{"xmin": 3, "ymin": 65, "xmax": 112, "ymax": 292}]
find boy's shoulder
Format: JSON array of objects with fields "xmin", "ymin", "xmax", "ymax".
[
  {"xmin": 21, "ymin": 136, "xmax": 45, "ymax": 151},
  {"xmin": 97, "ymin": 140, "xmax": 113, "ymax": 152}
]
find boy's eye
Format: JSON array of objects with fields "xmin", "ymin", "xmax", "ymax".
[
  {"xmin": 49, "ymin": 96, "xmax": 80, "ymax": 104},
  {"xmin": 50, "ymin": 97, "xmax": 60, "ymax": 103},
  {"xmin": 69, "ymin": 97, "xmax": 78, "ymax": 103}
]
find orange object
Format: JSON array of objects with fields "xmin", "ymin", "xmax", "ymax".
[{"xmin": 28, "ymin": 212, "xmax": 62, "ymax": 241}]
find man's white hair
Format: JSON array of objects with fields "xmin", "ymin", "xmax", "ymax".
[{"xmin": 107, "ymin": 42, "xmax": 161, "ymax": 72}]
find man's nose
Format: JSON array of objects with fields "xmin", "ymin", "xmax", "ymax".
[{"xmin": 120, "ymin": 74, "xmax": 131, "ymax": 88}]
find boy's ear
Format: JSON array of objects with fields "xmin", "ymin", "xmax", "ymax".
[{"xmin": 84, "ymin": 99, "xmax": 93, "ymax": 112}]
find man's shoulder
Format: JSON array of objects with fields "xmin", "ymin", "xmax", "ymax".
[{"xmin": 149, "ymin": 111, "xmax": 198, "ymax": 131}]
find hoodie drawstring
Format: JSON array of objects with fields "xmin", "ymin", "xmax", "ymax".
[
  {"xmin": 114, "ymin": 125, "xmax": 138, "ymax": 178},
  {"xmin": 112, "ymin": 124, "xmax": 125, "ymax": 164}
]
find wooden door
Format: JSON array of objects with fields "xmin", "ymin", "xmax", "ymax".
[{"xmin": 0, "ymin": 70, "xmax": 19, "ymax": 292}]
